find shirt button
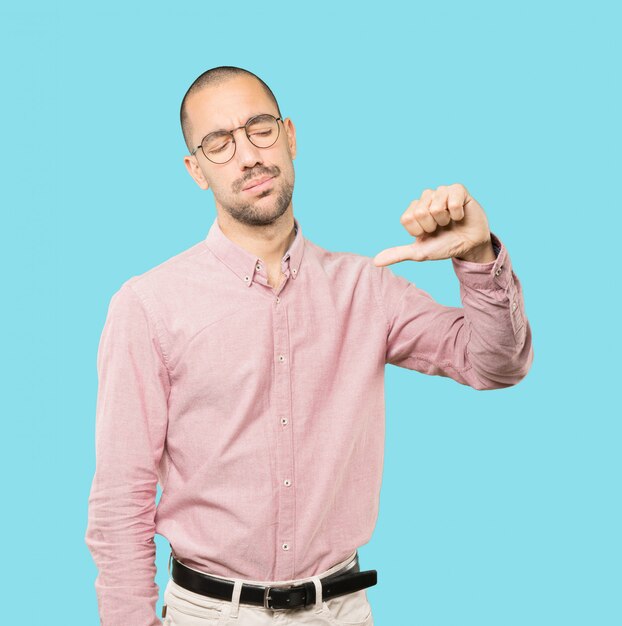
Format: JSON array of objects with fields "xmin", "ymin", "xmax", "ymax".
[
  {"xmin": 278, "ymin": 355, "xmax": 285, "ymax": 362},
  {"xmin": 283, "ymin": 479, "xmax": 292, "ymax": 487},
  {"xmin": 282, "ymin": 543, "xmax": 290, "ymax": 551},
  {"xmin": 512, "ymin": 301, "xmax": 518, "ymax": 311},
  {"xmin": 256, "ymin": 263, "xmax": 261, "ymax": 271},
  {"xmin": 494, "ymin": 267, "xmax": 502, "ymax": 276},
  {"xmin": 280, "ymin": 417, "xmax": 288, "ymax": 425},
  {"xmin": 276, "ymin": 297, "xmax": 281, "ymax": 303},
  {"xmin": 292, "ymin": 268, "xmax": 297, "ymax": 275},
  {"xmin": 244, "ymin": 275, "xmax": 250, "ymax": 282}
]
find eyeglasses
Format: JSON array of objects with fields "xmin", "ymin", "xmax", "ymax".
[{"xmin": 191, "ymin": 113, "xmax": 283, "ymax": 164}]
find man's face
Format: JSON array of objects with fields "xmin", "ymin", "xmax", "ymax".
[{"xmin": 183, "ymin": 75, "xmax": 296, "ymax": 227}]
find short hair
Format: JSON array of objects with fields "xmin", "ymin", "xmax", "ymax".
[{"xmin": 180, "ymin": 66, "xmax": 282, "ymax": 154}]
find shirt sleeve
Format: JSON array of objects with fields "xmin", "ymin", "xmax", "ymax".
[
  {"xmin": 85, "ymin": 281, "xmax": 170, "ymax": 626},
  {"xmin": 371, "ymin": 231, "xmax": 534, "ymax": 390}
]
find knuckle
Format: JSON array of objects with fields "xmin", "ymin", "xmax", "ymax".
[{"xmin": 413, "ymin": 207, "xmax": 428, "ymax": 219}]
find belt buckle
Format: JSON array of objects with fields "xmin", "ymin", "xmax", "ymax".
[{"xmin": 263, "ymin": 584, "xmax": 294, "ymax": 609}]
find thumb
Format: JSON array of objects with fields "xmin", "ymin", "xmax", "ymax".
[{"xmin": 372, "ymin": 242, "xmax": 426, "ymax": 267}]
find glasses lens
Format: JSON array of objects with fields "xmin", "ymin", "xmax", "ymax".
[
  {"xmin": 200, "ymin": 115, "xmax": 279, "ymax": 163},
  {"xmin": 246, "ymin": 115, "xmax": 279, "ymax": 148},
  {"xmin": 203, "ymin": 132, "xmax": 235, "ymax": 163}
]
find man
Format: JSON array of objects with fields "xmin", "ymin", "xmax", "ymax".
[{"xmin": 85, "ymin": 65, "xmax": 533, "ymax": 626}]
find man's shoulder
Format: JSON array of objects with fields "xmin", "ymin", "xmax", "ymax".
[{"xmin": 117, "ymin": 238, "xmax": 208, "ymax": 298}]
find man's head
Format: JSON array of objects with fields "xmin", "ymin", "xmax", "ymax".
[{"xmin": 181, "ymin": 66, "xmax": 296, "ymax": 228}]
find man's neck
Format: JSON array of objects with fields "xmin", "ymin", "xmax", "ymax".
[{"xmin": 216, "ymin": 210, "xmax": 297, "ymax": 271}]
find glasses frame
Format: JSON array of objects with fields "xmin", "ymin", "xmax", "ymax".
[{"xmin": 190, "ymin": 113, "xmax": 284, "ymax": 164}]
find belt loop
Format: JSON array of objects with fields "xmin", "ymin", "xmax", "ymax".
[
  {"xmin": 229, "ymin": 579, "xmax": 243, "ymax": 619},
  {"xmin": 311, "ymin": 575, "xmax": 323, "ymax": 613}
]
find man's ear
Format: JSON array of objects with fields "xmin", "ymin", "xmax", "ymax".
[
  {"xmin": 183, "ymin": 155, "xmax": 210, "ymax": 190},
  {"xmin": 284, "ymin": 118, "xmax": 297, "ymax": 160}
]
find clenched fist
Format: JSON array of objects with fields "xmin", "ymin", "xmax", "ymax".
[{"xmin": 373, "ymin": 183, "xmax": 495, "ymax": 266}]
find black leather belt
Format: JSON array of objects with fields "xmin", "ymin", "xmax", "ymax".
[{"xmin": 169, "ymin": 550, "xmax": 377, "ymax": 610}]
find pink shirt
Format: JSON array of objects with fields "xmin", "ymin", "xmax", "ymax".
[{"xmin": 85, "ymin": 216, "xmax": 533, "ymax": 625}]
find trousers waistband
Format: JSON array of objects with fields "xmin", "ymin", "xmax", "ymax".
[
  {"xmin": 168, "ymin": 549, "xmax": 358, "ymax": 586},
  {"xmin": 167, "ymin": 549, "xmax": 376, "ymax": 611}
]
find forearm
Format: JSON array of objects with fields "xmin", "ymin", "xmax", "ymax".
[
  {"xmin": 451, "ymin": 232, "xmax": 534, "ymax": 389},
  {"xmin": 85, "ymin": 481, "xmax": 162, "ymax": 626}
]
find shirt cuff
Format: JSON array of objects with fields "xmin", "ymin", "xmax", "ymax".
[{"xmin": 451, "ymin": 232, "xmax": 513, "ymax": 290}]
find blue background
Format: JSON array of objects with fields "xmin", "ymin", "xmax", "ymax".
[{"xmin": 2, "ymin": 1, "xmax": 620, "ymax": 624}]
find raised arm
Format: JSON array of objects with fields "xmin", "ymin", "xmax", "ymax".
[
  {"xmin": 372, "ymin": 232, "xmax": 533, "ymax": 389},
  {"xmin": 372, "ymin": 183, "xmax": 534, "ymax": 390}
]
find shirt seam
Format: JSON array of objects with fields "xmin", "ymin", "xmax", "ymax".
[
  {"xmin": 397, "ymin": 352, "xmax": 474, "ymax": 374},
  {"xmin": 126, "ymin": 282, "xmax": 173, "ymax": 389},
  {"xmin": 369, "ymin": 262, "xmax": 410, "ymax": 335}
]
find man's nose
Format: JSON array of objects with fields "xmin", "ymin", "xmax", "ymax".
[{"xmin": 232, "ymin": 128, "xmax": 263, "ymax": 169}]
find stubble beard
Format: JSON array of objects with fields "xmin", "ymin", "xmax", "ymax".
[{"xmin": 220, "ymin": 173, "xmax": 295, "ymax": 228}]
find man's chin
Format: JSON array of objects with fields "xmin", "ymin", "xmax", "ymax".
[{"xmin": 223, "ymin": 204, "xmax": 288, "ymax": 227}]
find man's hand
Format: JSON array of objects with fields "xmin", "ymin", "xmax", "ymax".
[{"xmin": 373, "ymin": 183, "xmax": 495, "ymax": 266}]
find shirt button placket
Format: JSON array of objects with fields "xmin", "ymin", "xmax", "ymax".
[{"xmin": 273, "ymin": 295, "xmax": 295, "ymax": 578}]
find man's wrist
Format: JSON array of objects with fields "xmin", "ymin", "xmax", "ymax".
[{"xmin": 456, "ymin": 238, "xmax": 496, "ymax": 263}]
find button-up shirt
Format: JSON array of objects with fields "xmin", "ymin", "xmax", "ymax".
[{"xmin": 85, "ymin": 215, "xmax": 533, "ymax": 625}]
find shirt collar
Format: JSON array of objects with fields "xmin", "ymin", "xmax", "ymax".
[{"xmin": 204, "ymin": 215, "xmax": 305, "ymax": 287}]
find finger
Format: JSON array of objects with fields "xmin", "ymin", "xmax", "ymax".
[
  {"xmin": 400, "ymin": 207, "xmax": 425, "ymax": 237},
  {"xmin": 412, "ymin": 195, "xmax": 438, "ymax": 233},
  {"xmin": 402, "ymin": 190, "xmax": 437, "ymax": 233},
  {"xmin": 428, "ymin": 188, "xmax": 452, "ymax": 226},
  {"xmin": 446, "ymin": 185, "xmax": 465, "ymax": 220},
  {"xmin": 373, "ymin": 243, "xmax": 422, "ymax": 266},
  {"xmin": 400, "ymin": 192, "xmax": 433, "ymax": 236},
  {"xmin": 400, "ymin": 188, "xmax": 433, "ymax": 221}
]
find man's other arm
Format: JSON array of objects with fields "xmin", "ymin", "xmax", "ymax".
[{"xmin": 85, "ymin": 281, "xmax": 170, "ymax": 626}]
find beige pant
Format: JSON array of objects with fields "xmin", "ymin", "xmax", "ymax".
[{"xmin": 162, "ymin": 550, "xmax": 374, "ymax": 625}]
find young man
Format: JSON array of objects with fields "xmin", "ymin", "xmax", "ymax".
[{"xmin": 85, "ymin": 65, "xmax": 533, "ymax": 626}]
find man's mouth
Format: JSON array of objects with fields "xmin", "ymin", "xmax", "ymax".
[{"xmin": 243, "ymin": 176, "xmax": 275, "ymax": 192}]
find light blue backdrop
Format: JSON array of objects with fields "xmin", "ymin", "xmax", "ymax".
[{"xmin": 2, "ymin": 1, "xmax": 620, "ymax": 625}]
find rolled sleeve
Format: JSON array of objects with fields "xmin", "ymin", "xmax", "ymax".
[
  {"xmin": 372, "ymin": 232, "xmax": 534, "ymax": 390},
  {"xmin": 84, "ymin": 280, "xmax": 170, "ymax": 626}
]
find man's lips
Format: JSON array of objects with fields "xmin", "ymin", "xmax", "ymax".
[{"xmin": 243, "ymin": 175, "xmax": 275, "ymax": 192}]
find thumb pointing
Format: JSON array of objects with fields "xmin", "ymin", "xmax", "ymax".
[{"xmin": 373, "ymin": 243, "xmax": 423, "ymax": 267}]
